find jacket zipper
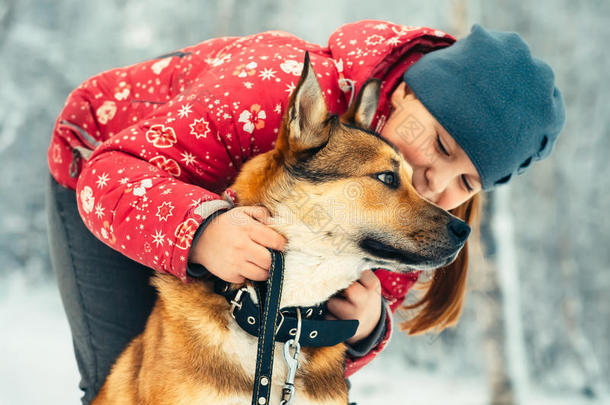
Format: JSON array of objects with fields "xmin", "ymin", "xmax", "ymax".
[{"xmin": 59, "ymin": 120, "xmax": 100, "ymax": 178}]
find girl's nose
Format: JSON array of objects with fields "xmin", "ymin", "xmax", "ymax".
[{"xmin": 425, "ymin": 167, "xmax": 450, "ymax": 194}]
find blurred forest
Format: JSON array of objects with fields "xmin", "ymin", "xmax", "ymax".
[{"xmin": 0, "ymin": 0, "xmax": 608, "ymax": 404}]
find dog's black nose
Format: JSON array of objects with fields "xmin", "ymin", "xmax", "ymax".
[{"xmin": 447, "ymin": 219, "xmax": 471, "ymax": 244}]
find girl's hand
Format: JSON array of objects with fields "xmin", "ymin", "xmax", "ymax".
[
  {"xmin": 188, "ymin": 206, "xmax": 287, "ymax": 283},
  {"xmin": 325, "ymin": 270, "xmax": 383, "ymax": 345}
]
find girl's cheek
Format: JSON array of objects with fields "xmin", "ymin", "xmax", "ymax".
[
  {"xmin": 402, "ymin": 141, "xmax": 434, "ymax": 167},
  {"xmin": 437, "ymin": 189, "xmax": 468, "ymax": 211},
  {"xmin": 436, "ymin": 195, "xmax": 453, "ymax": 211},
  {"xmin": 398, "ymin": 147, "xmax": 421, "ymax": 169}
]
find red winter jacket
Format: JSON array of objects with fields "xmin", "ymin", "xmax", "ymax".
[{"xmin": 47, "ymin": 19, "xmax": 455, "ymax": 378}]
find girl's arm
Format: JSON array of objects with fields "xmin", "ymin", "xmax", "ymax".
[
  {"xmin": 56, "ymin": 36, "xmax": 288, "ymax": 283},
  {"xmin": 70, "ymin": 58, "xmax": 249, "ymax": 282},
  {"xmin": 344, "ymin": 270, "xmax": 420, "ymax": 378}
]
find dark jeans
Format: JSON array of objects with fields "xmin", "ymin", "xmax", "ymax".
[{"xmin": 45, "ymin": 175, "xmax": 157, "ymax": 404}]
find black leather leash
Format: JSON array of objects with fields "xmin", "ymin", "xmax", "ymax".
[{"xmin": 213, "ymin": 248, "xmax": 359, "ymax": 405}]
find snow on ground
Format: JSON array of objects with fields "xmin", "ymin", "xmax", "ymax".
[
  {"xmin": 0, "ymin": 273, "xmax": 605, "ymax": 405},
  {"xmin": 349, "ymin": 359, "xmax": 488, "ymax": 404},
  {"xmin": 348, "ymin": 357, "xmax": 607, "ymax": 405},
  {"xmin": 0, "ymin": 273, "xmax": 81, "ymax": 405}
]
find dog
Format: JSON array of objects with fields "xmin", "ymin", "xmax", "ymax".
[{"xmin": 92, "ymin": 52, "xmax": 470, "ymax": 405}]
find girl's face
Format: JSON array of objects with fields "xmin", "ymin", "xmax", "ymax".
[{"xmin": 380, "ymin": 82, "xmax": 482, "ymax": 211}]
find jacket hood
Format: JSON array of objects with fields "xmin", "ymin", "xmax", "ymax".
[{"xmin": 327, "ymin": 20, "xmax": 456, "ymax": 133}]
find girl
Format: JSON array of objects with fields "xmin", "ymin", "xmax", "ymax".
[{"xmin": 46, "ymin": 20, "xmax": 565, "ymax": 404}]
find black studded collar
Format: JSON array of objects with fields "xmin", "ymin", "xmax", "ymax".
[{"xmin": 213, "ymin": 269, "xmax": 359, "ymax": 347}]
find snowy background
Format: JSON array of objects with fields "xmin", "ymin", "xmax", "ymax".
[{"xmin": 1, "ymin": 0, "xmax": 609, "ymax": 404}]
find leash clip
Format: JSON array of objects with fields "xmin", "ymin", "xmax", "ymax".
[
  {"xmin": 230, "ymin": 287, "xmax": 248, "ymax": 319},
  {"xmin": 280, "ymin": 309, "xmax": 302, "ymax": 405},
  {"xmin": 280, "ymin": 339, "xmax": 300, "ymax": 405}
]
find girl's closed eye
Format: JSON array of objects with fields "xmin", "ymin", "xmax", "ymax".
[
  {"xmin": 436, "ymin": 134, "xmax": 450, "ymax": 156},
  {"xmin": 437, "ymin": 133, "xmax": 473, "ymax": 192},
  {"xmin": 462, "ymin": 175, "xmax": 473, "ymax": 192}
]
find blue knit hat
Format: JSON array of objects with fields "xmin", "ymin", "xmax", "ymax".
[{"xmin": 402, "ymin": 24, "xmax": 566, "ymax": 190}]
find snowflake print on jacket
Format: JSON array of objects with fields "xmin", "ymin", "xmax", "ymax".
[
  {"xmin": 47, "ymin": 19, "xmax": 454, "ymax": 378},
  {"xmin": 156, "ymin": 201, "xmax": 174, "ymax": 221},
  {"xmin": 189, "ymin": 117, "xmax": 211, "ymax": 139}
]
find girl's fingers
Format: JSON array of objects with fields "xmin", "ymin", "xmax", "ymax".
[
  {"xmin": 358, "ymin": 269, "xmax": 381, "ymax": 290},
  {"xmin": 246, "ymin": 242, "xmax": 273, "ymax": 270},
  {"xmin": 223, "ymin": 273, "xmax": 246, "ymax": 284},
  {"xmin": 242, "ymin": 205, "xmax": 274, "ymax": 225},
  {"xmin": 342, "ymin": 281, "xmax": 367, "ymax": 304},
  {"xmin": 240, "ymin": 261, "xmax": 270, "ymax": 281},
  {"xmin": 327, "ymin": 296, "xmax": 354, "ymax": 319},
  {"xmin": 248, "ymin": 220, "xmax": 287, "ymax": 251},
  {"xmin": 325, "ymin": 313, "xmax": 338, "ymax": 321}
]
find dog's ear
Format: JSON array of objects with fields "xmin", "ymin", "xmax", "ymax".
[
  {"xmin": 286, "ymin": 51, "xmax": 329, "ymax": 152},
  {"xmin": 340, "ymin": 78, "xmax": 381, "ymax": 130}
]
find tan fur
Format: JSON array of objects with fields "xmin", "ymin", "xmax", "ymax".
[{"xmin": 93, "ymin": 52, "xmax": 468, "ymax": 404}]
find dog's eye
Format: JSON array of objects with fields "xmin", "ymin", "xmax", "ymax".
[{"xmin": 376, "ymin": 172, "xmax": 398, "ymax": 188}]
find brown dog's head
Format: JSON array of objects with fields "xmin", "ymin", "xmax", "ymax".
[{"xmin": 231, "ymin": 52, "xmax": 470, "ymax": 273}]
